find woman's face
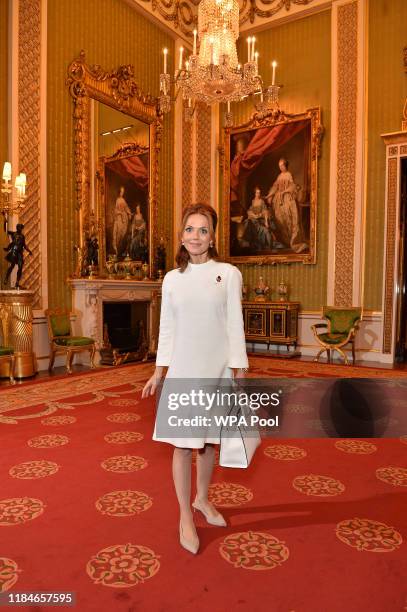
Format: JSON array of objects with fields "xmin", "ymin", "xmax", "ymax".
[
  {"xmin": 182, "ymin": 213, "xmax": 211, "ymax": 257},
  {"xmin": 255, "ymin": 188, "xmax": 261, "ymax": 198},
  {"xmin": 279, "ymin": 159, "xmax": 287, "ymax": 172},
  {"xmin": 119, "ymin": 187, "xmax": 125, "ymax": 196}
]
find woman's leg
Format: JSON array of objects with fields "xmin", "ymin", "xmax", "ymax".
[
  {"xmin": 172, "ymin": 447, "xmax": 197, "ymax": 540},
  {"xmin": 194, "ymin": 444, "xmax": 221, "ymax": 518}
]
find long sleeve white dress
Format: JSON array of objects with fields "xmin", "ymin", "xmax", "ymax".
[{"xmin": 152, "ymin": 258, "xmax": 249, "ymax": 448}]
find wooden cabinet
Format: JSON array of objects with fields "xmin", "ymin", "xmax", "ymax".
[{"xmin": 242, "ymin": 301, "xmax": 300, "ymax": 352}]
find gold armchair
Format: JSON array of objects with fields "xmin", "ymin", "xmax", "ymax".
[
  {"xmin": 311, "ymin": 307, "xmax": 362, "ymax": 365},
  {"xmin": 0, "ymin": 306, "xmax": 15, "ymax": 383},
  {"xmin": 45, "ymin": 308, "xmax": 96, "ymax": 374}
]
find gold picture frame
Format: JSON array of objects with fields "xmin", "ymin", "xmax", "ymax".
[
  {"xmin": 66, "ymin": 51, "xmax": 162, "ymax": 276},
  {"xmin": 222, "ymin": 107, "xmax": 323, "ymax": 264}
]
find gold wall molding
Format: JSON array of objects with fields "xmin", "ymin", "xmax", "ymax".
[
  {"xmin": 66, "ymin": 51, "xmax": 162, "ymax": 275},
  {"xmin": 333, "ymin": 0, "xmax": 358, "ymax": 307},
  {"xmin": 132, "ymin": 0, "xmax": 321, "ymax": 37},
  {"xmin": 238, "ymin": 0, "xmax": 317, "ymax": 26},
  {"xmin": 18, "ymin": 0, "xmax": 42, "ymax": 309},
  {"xmin": 382, "ymin": 157, "xmax": 397, "ymax": 354}
]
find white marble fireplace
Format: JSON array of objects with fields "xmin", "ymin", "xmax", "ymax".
[{"xmin": 68, "ymin": 278, "xmax": 162, "ymax": 365}]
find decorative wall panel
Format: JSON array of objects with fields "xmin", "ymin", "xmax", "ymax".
[
  {"xmin": 18, "ymin": 0, "xmax": 42, "ymax": 308},
  {"xmin": 182, "ymin": 106, "xmax": 193, "ymax": 209},
  {"xmin": 333, "ymin": 1, "xmax": 357, "ymax": 307},
  {"xmin": 382, "ymin": 157, "xmax": 397, "ymax": 354},
  {"xmin": 0, "ymin": 0, "xmax": 8, "ymax": 282},
  {"xmin": 195, "ymin": 103, "xmax": 212, "ymax": 204},
  {"xmin": 365, "ymin": 0, "xmax": 407, "ymax": 310}
]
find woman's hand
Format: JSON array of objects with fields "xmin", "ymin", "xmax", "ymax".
[{"xmin": 142, "ymin": 367, "xmax": 164, "ymax": 398}]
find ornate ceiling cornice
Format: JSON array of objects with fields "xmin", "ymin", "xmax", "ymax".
[{"xmin": 130, "ymin": 0, "xmax": 328, "ymax": 40}]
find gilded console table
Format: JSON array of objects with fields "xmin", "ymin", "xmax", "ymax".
[
  {"xmin": 0, "ymin": 290, "xmax": 37, "ymax": 377},
  {"xmin": 242, "ymin": 300, "xmax": 300, "ymax": 355}
]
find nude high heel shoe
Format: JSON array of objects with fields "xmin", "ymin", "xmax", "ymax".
[
  {"xmin": 192, "ymin": 499, "xmax": 227, "ymax": 527},
  {"xmin": 179, "ymin": 520, "xmax": 199, "ymax": 554}
]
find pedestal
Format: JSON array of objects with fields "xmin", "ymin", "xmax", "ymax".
[{"xmin": 0, "ymin": 290, "xmax": 37, "ymax": 378}]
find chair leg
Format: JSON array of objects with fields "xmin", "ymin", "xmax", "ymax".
[
  {"xmin": 48, "ymin": 347, "xmax": 56, "ymax": 371},
  {"xmin": 314, "ymin": 348, "xmax": 325, "ymax": 362},
  {"xmin": 9, "ymin": 355, "xmax": 15, "ymax": 385},
  {"xmin": 89, "ymin": 345, "xmax": 96, "ymax": 368},
  {"xmin": 335, "ymin": 347, "xmax": 349, "ymax": 365},
  {"xmin": 327, "ymin": 349, "xmax": 332, "ymax": 364},
  {"xmin": 66, "ymin": 351, "xmax": 74, "ymax": 374},
  {"xmin": 352, "ymin": 341, "xmax": 356, "ymax": 364}
]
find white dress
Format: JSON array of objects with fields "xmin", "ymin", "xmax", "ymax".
[{"xmin": 152, "ymin": 258, "xmax": 249, "ymax": 448}]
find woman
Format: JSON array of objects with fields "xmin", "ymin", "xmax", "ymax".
[
  {"xmin": 112, "ymin": 186, "xmax": 132, "ymax": 256},
  {"xmin": 241, "ymin": 186, "xmax": 272, "ymax": 250},
  {"xmin": 129, "ymin": 204, "xmax": 147, "ymax": 260},
  {"xmin": 142, "ymin": 203, "xmax": 248, "ymax": 555},
  {"xmin": 266, "ymin": 158, "xmax": 308, "ymax": 253}
]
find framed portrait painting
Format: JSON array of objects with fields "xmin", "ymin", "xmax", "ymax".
[
  {"xmin": 222, "ymin": 108, "xmax": 323, "ymax": 264},
  {"xmin": 100, "ymin": 142, "xmax": 150, "ymax": 264}
]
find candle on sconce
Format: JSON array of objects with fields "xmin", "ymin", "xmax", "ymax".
[
  {"xmin": 163, "ymin": 48, "xmax": 168, "ymax": 74},
  {"xmin": 14, "ymin": 174, "xmax": 22, "ymax": 198},
  {"xmin": 19, "ymin": 173, "xmax": 27, "ymax": 196},
  {"xmin": 185, "ymin": 60, "xmax": 190, "ymax": 71},
  {"xmin": 247, "ymin": 37, "xmax": 251, "ymax": 62},
  {"xmin": 2, "ymin": 161, "xmax": 11, "ymax": 182},
  {"xmin": 227, "ymin": 101, "xmax": 231, "ymax": 113},
  {"xmin": 260, "ymin": 91, "xmax": 264, "ymax": 103},
  {"xmin": 193, "ymin": 29, "xmax": 197, "ymax": 55},
  {"xmin": 179, "ymin": 46, "xmax": 184, "ymax": 71},
  {"xmin": 254, "ymin": 51, "xmax": 259, "ymax": 64},
  {"xmin": 188, "ymin": 98, "xmax": 192, "ymax": 108},
  {"xmin": 272, "ymin": 60, "xmax": 277, "ymax": 85},
  {"xmin": 251, "ymin": 37, "xmax": 256, "ymax": 62}
]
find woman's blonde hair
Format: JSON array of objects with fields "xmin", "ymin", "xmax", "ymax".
[{"xmin": 175, "ymin": 203, "xmax": 219, "ymax": 272}]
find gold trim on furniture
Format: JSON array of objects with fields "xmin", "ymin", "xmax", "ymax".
[
  {"xmin": 66, "ymin": 51, "xmax": 162, "ymax": 278},
  {"xmin": 311, "ymin": 307, "xmax": 362, "ymax": 365},
  {"xmin": 0, "ymin": 290, "xmax": 37, "ymax": 378},
  {"xmin": 0, "ymin": 305, "xmax": 15, "ymax": 384},
  {"xmin": 242, "ymin": 300, "xmax": 300, "ymax": 349},
  {"xmin": 45, "ymin": 307, "xmax": 96, "ymax": 374}
]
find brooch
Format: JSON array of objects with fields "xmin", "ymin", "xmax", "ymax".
[{"xmin": 216, "ymin": 276, "xmax": 222, "ymax": 282}]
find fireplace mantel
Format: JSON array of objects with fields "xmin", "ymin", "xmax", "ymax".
[{"xmin": 68, "ymin": 278, "xmax": 162, "ymax": 363}]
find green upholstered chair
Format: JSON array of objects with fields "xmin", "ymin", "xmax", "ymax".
[
  {"xmin": 311, "ymin": 307, "xmax": 362, "ymax": 365},
  {"xmin": 45, "ymin": 308, "xmax": 96, "ymax": 374},
  {"xmin": 0, "ymin": 305, "xmax": 15, "ymax": 384}
]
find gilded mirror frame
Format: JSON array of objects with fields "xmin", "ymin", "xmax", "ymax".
[
  {"xmin": 222, "ymin": 106, "xmax": 323, "ymax": 265},
  {"xmin": 66, "ymin": 50, "xmax": 162, "ymax": 276}
]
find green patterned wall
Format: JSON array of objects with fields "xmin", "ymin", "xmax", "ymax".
[
  {"xmin": 0, "ymin": 0, "xmax": 8, "ymax": 281},
  {"xmin": 222, "ymin": 10, "xmax": 331, "ymax": 311},
  {"xmin": 365, "ymin": 0, "xmax": 407, "ymax": 310},
  {"xmin": 47, "ymin": 0, "xmax": 174, "ymax": 307}
]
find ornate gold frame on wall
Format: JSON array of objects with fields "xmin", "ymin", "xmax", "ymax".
[
  {"xmin": 221, "ymin": 107, "xmax": 323, "ymax": 265},
  {"xmin": 66, "ymin": 51, "xmax": 162, "ymax": 277}
]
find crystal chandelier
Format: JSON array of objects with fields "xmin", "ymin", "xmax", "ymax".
[{"xmin": 159, "ymin": 0, "xmax": 280, "ymax": 124}]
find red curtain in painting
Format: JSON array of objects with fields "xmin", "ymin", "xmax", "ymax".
[
  {"xmin": 107, "ymin": 156, "xmax": 148, "ymax": 191},
  {"xmin": 230, "ymin": 120, "xmax": 309, "ymax": 202}
]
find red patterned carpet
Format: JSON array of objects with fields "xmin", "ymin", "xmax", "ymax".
[{"xmin": 1, "ymin": 363, "xmax": 406, "ymax": 611}]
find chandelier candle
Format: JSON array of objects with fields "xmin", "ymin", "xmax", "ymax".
[
  {"xmin": 272, "ymin": 60, "xmax": 277, "ymax": 86},
  {"xmin": 178, "ymin": 47, "xmax": 184, "ymax": 71}
]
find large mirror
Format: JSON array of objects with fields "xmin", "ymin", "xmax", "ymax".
[{"xmin": 67, "ymin": 51, "xmax": 162, "ymax": 277}]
